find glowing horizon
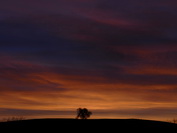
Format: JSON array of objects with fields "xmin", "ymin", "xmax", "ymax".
[{"xmin": 1, "ymin": 0, "xmax": 177, "ymax": 122}]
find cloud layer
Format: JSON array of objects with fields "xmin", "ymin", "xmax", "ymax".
[{"xmin": 1, "ymin": 0, "xmax": 177, "ymax": 121}]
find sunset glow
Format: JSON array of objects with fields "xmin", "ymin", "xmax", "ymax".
[{"xmin": 1, "ymin": 0, "xmax": 177, "ymax": 121}]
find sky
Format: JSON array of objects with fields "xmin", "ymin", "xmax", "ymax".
[{"xmin": 1, "ymin": 0, "xmax": 177, "ymax": 121}]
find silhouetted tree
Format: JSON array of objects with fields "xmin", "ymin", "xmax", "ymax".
[{"xmin": 76, "ymin": 108, "xmax": 92, "ymax": 119}]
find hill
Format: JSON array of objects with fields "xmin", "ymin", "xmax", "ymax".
[{"xmin": 0, "ymin": 118, "xmax": 177, "ymax": 132}]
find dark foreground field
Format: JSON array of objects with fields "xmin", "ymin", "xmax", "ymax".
[{"xmin": 0, "ymin": 118, "xmax": 177, "ymax": 132}]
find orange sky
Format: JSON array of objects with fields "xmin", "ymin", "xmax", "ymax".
[
  {"xmin": 1, "ymin": 0, "xmax": 177, "ymax": 122},
  {"xmin": 1, "ymin": 55, "xmax": 177, "ymax": 121}
]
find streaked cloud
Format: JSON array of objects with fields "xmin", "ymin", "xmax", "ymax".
[{"xmin": 0, "ymin": 0, "xmax": 177, "ymax": 121}]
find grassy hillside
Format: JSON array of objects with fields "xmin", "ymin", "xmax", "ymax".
[{"xmin": 0, "ymin": 118, "xmax": 177, "ymax": 132}]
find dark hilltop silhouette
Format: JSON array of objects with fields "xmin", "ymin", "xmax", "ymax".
[
  {"xmin": 1, "ymin": 109, "xmax": 177, "ymax": 132},
  {"xmin": 0, "ymin": 118, "xmax": 177, "ymax": 132}
]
